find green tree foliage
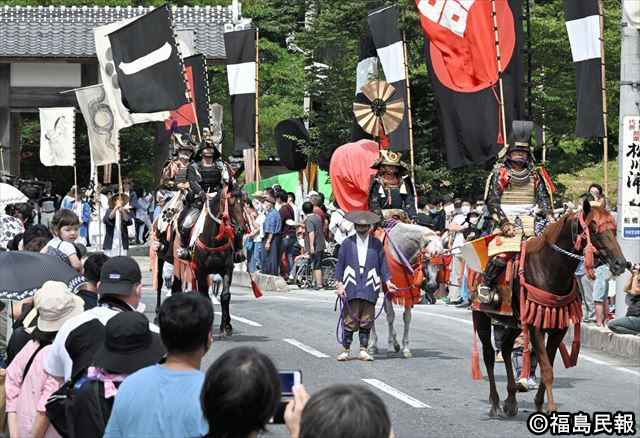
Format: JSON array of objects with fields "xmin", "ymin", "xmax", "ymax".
[{"xmin": 11, "ymin": 0, "xmax": 622, "ymax": 201}]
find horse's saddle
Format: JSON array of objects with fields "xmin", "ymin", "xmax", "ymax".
[{"xmin": 470, "ymin": 257, "xmax": 517, "ymax": 316}]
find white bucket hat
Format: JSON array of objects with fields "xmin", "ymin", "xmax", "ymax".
[{"xmin": 36, "ymin": 281, "xmax": 85, "ymax": 332}]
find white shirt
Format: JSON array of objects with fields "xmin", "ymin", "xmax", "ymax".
[
  {"xmin": 290, "ymin": 203, "xmax": 301, "ymax": 224},
  {"xmin": 44, "ymin": 306, "xmax": 159, "ymax": 381},
  {"xmin": 253, "ymin": 213, "xmax": 266, "ymax": 242},
  {"xmin": 329, "ymin": 209, "xmax": 355, "ymax": 244},
  {"xmin": 356, "ymin": 234, "xmax": 369, "ymax": 270},
  {"xmin": 451, "ymin": 213, "xmax": 467, "ymax": 254}
]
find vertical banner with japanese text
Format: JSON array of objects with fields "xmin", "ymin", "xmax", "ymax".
[{"xmin": 621, "ymin": 116, "xmax": 640, "ymax": 239}]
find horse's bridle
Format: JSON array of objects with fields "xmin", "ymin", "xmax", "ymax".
[{"xmin": 559, "ymin": 210, "xmax": 616, "ymax": 279}]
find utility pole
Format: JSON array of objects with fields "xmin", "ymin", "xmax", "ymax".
[{"xmin": 615, "ymin": 1, "xmax": 640, "ymax": 317}]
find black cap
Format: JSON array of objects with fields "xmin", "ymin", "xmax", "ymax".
[
  {"xmin": 98, "ymin": 256, "xmax": 142, "ymax": 296},
  {"xmin": 93, "ymin": 312, "xmax": 165, "ymax": 374}
]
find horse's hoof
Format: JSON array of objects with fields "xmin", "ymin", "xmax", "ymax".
[
  {"xmin": 489, "ymin": 406, "xmax": 505, "ymax": 418},
  {"xmin": 368, "ymin": 346, "xmax": 379, "ymax": 355},
  {"xmin": 387, "ymin": 351, "xmax": 397, "ymax": 358},
  {"xmin": 502, "ymin": 401, "xmax": 518, "ymax": 417},
  {"xmin": 403, "ymin": 350, "xmax": 413, "ymax": 359},
  {"xmin": 220, "ymin": 325, "xmax": 233, "ymax": 337},
  {"xmin": 394, "ymin": 343, "xmax": 400, "ymax": 353}
]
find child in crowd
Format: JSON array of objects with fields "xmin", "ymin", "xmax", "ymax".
[{"xmin": 41, "ymin": 210, "xmax": 83, "ymax": 272}]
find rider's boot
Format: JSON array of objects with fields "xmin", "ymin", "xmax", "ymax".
[
  {"xmin": 478, "ymin": 256, "xmax": 507, "ymax": 306},
  {"xmin": 358, "ymin": 329, "xmax": 374, "ymax": 361},
  {"xmin": 177, "ymin": 225, "xmax": 192, "ymax": 260},
  {"xmin": 338, "ymin": 331, "xmax": 353, "ymax": 361}
]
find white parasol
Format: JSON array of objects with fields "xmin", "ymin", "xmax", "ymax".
[{"xmin": 0, "ymin": 183, "xmax": 29, "ymax": 207}]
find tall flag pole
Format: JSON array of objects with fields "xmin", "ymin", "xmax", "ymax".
[
  {"xmin": 255, "ymin": 28, "xmax": 261, "ymax": 184},
  {"xmin": 491, "ymin": 0, "xmax": 509, "ymax": 157},
  {"xmin": 368, "ymin": 5, "xmax": 411, "ymax": 152},
  {"xmin": 402, "ymin": 30, "xmax": 415, "ymax": 179},
  {"xmin": 598, "ymin": 0, "xmax": 609, "ymax": 197}
]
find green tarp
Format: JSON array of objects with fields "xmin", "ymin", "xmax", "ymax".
[{"xmin": 243, "ymin": 169, "xmax": 332, "ymax": 199}]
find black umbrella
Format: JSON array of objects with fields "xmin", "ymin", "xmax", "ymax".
[{"xmin": 0, "ymin": 251, "xmax": 84, "ymax": 300}]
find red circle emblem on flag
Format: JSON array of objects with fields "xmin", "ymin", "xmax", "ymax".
[{"xmin": 416, "ymin": 0, "xmax": 515, "ymax": 93}]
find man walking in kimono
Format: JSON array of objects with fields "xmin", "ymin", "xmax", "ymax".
[{"xmin": 335, "ymin": 211, "xmax": 396, "ymax": 362}]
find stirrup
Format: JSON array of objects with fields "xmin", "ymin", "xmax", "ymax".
[
  {"xmin": 477, "ymin": 284, "xmax": 500, "ymax": 306},
  {"xmin": 177, "ymin": 247, "xmax": 191, "ymax": 260}
]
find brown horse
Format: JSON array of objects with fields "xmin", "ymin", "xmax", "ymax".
[
  {"xmin": 192, "ymin": 186, "xmax": 246, "ymax": 337},
  {"xmin": 473, "ymin": 199, "xmax": 626, "ymax": 417}
]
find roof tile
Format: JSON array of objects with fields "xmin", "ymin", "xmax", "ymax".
[{"xmin": 0, "ymin": 5, "xmax": 248, "ymax": 60}]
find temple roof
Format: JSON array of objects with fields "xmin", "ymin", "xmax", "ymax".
[{"xmin": 0, "ymin": 5, "xmax": 249, "ymax": 60}]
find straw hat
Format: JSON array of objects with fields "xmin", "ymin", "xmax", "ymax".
[
  {"xmin": 345, "ymin": 210, "xmax": 380, "ymax": 225},
  {"xmin": 108, "ymin": 193, "xmax": 129, "ymax": 209}
]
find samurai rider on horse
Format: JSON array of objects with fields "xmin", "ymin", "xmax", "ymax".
[
  {"xmin": 368, "ymin": 149, "xmax": 417, "ymax": 225},
  {"xmin": 176, "ymin": 133, "xmax": 245, "ymax": 264},
  {"xmin": 478, "ymin": 120, "xmax": 556, "ymax": 306}
]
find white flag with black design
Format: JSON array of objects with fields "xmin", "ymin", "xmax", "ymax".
[
  {"xmin": 94, "ymin": 18, "xmax": 169, "ymax": 129},
  {"xmin": 224, "ymin": 28, "xmax": 256, "ymax": 152},
  {"xmin": 107, "ymin": 5, "xmax": 188, "ymax": 114},
  {"xmin": 352, "ymin": 35, "xmax": 379, "ymax": 141},
  {"xmin": 564, "ymin": 0, "xmax": 604, "ymax": 138},
  {"xmin": 75, "ymin": 85, "xmax": 119, "ymax": 166},
  {"xmin": 39, "ymin": 108, "xmax": 75, "ymax": 167},
  {"xmin": 368, "ymin": 5, "xmax": 410, "ymax": 151}
]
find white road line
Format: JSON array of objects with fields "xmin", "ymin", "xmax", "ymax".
[
  {"xmin": 581, "ymin": 354, "xmax": 640, "ymax": 376},
  {"xmin": 214, "ymin": 312, "xmax": 262, "ymax": 327},
  {"xmin": 412, "ymin": 310, "xmax": 473, "ymax": 326},
  {"xmin": 362, "ymin": 379, "xmax": 431, "ymax": 408},
  {"xmin": 283, "ymin": 339, "xmax": 330, "ymax": 358}
]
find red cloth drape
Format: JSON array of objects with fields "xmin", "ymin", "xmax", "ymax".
[{"xmin": 329, "ymin": 139, "xmax": 379, "ymax": 212}]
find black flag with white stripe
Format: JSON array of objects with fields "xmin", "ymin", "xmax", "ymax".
[
  {"xmin": 564, "ymin": 0, "xmax": 604, "ymax": 138},
  {"xmin": 107, "ymin": 5, "xmax": 188, "ymax": 113},
  {"xmin": 224, "ymin": 28, "xmax": 256, "ymax": 152},
  {"xmin": 368, "ymin": 5, "xmax": 410, "ymax": 152},
  {"xmin": 351, "ymin": 35, "xmax": 379, "ymax": 141}
]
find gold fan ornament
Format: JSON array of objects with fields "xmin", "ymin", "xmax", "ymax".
[{"xmin": 353, "ymin": 80, "xmax": 405, "ymax": 137}]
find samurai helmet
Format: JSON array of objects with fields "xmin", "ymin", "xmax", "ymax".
[
  {"xmin": 506, "ymin": 120, "xmax": 534, "ymax": 158},
  {"xmin": 197, "ymin": 128, "xmax": 222, "ymax": 160},
  {"xmin": 371, "ymin": 149, "xmax": 407, "ymax": 170},
  {"xmin": 173, "ymin": 133, "xmax": 195, "ymax": 153}
]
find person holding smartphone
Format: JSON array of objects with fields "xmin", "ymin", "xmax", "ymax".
[{"xmin": 607, "ymin": 264, "xmax": 640, "ymax": 336}]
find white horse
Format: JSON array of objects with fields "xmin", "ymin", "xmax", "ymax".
[{"xmin": 369, "ymin": 223, "xmax": 444, "ymax": 358}]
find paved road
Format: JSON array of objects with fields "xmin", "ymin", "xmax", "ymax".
[{"xmin": 135, "ymin": 257, "xmax": 640, "ymax": 437}]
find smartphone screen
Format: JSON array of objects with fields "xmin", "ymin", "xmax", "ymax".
[{"xmin": 278, "ymin": 371, "xmax": 301, "ymax": 397}]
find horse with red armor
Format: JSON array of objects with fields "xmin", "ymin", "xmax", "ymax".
[{"xmin": 464, "ymin": 121, "xmax": 627, "ymax": 416}]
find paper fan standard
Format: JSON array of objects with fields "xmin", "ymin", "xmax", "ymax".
[{"xmin": 353, "ymin": 80, "xmax": 405, "ymax": 137}]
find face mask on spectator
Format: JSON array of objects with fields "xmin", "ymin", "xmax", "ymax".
[
  {"xmin": 430, "ymin": 208, "xmax": 437, "ymax": 214},
  {"xmin": 461, "ymin": 205, "xmax": 471, "ymax": 215},
  {"xmin": 469, "ymin": 217, "xmax": 479, "ymax": 225},
  {"xmin": 444, "ymin": 204, "xmax": 454, "ymax": 215},
  {"xmin": 476, "ymin": 205, "xmax": 485, "ymax": 214}
]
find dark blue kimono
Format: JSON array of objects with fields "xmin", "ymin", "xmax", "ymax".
[{"xmin": 335, "ymin": 235, "xmax": 391, "ymax": 304}]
